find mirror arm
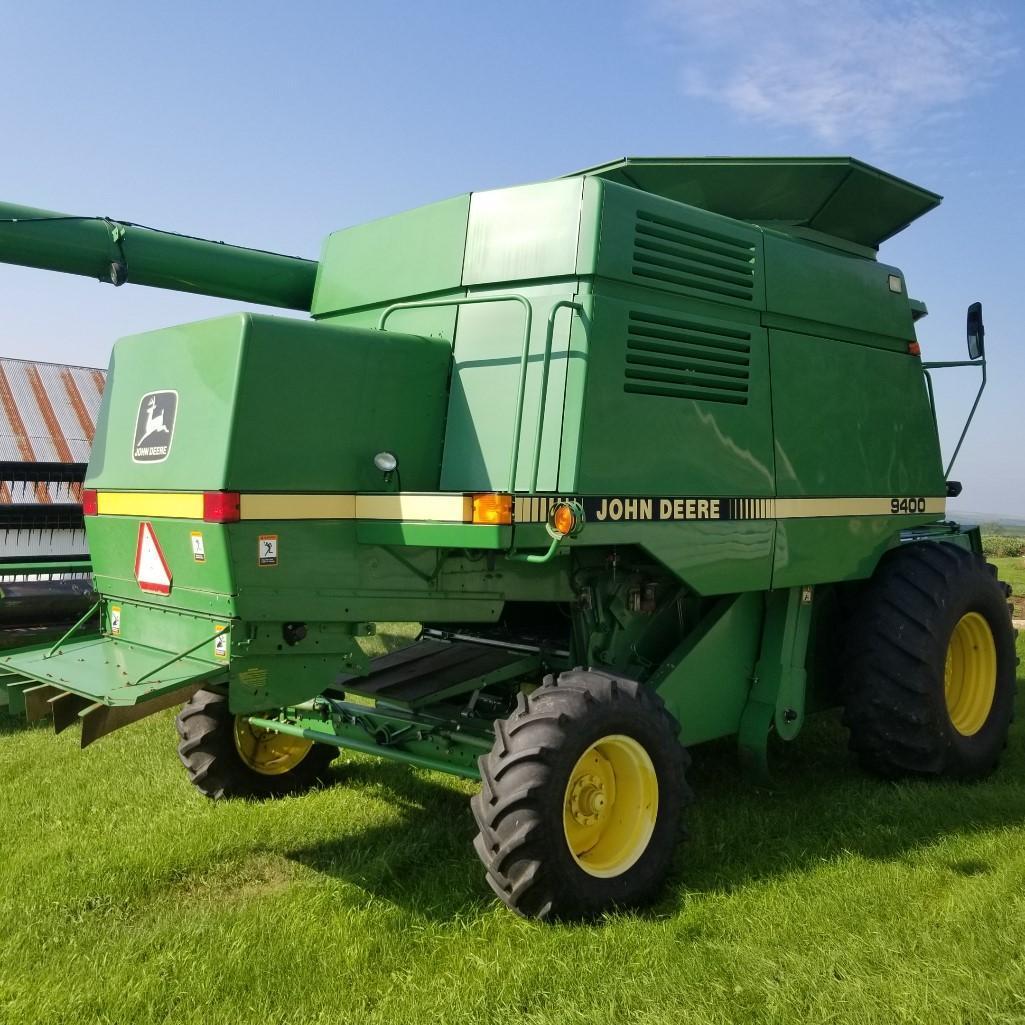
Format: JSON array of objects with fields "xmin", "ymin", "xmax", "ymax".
[{"xmin": 920, "ymin": 358, "xmax": 987, "ymax": 479}]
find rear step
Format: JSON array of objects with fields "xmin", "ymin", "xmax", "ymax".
[{"xmin": 334, "ymin": 637, "xmax": 541, "ymax": 710}]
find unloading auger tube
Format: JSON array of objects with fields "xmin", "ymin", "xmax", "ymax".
[{"xmin": 0, "ymin": 201, "xmax": 317, "ymax": 310}]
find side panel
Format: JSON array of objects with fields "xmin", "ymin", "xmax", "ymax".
[
  {"xmin": 770, "ymin": 329, "xmax": 944, "ymax": 497},
  {"xmin": 574, "ymin": 295, "xmax": 775, "ymax": 497},
  {"xmin": 462, "ymin": 179, "xmax": 583, "ymax": 286},
  {"xmin": 594, "ymin": 179, "xmax": 766, "ymax": 312},
  {"xmin": 763, "ymin": 233, "xmax": 914, "ymax": 348},
  {"xmin": 440, "ymin": 284, "xmax": 577, "ymax": 492},
  {"xmin": 88, "ymin": 315, "xmax": 453, "ymax": 495},
  {"xmin": 311, "ymin": 194, "xmax": 470, "ymax": 317},
  {"xmin": 768, "ymin": 328, "xmax": 945, "ymax": 587},
  {"xmin": 651, "ymin": 592, "xmax": 763, "ymax": 745}
]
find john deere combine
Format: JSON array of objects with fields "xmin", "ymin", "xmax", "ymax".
[{"xmin": 0, "ymin": 158, "xmax": 1015, "ymax": 919}]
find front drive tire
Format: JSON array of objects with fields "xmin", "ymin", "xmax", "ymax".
[
  {"xmin": 843, "ymin": 542, "xmax": 1017, "ymax": 780},
  {"xmin": 471, "ymin": 669, "xmax": 690, "ymax": 920},
  {"xmin": 176, "ymin": 689, "xmax": 337, "ymax": 799}
]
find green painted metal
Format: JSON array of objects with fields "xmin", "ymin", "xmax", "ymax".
[
  {"xmin": 0, "ymin": 634, "xmax": 223, "ymax": 707},
  {"xmin": 0, "ymin": 202, "xmax": 316, "ymax": 309},
  {"xmin": 737, "ymin": 586, "xmax": 817, "ymax": 777},
  {"xmin": 246, "ymin": 712, "xmax": 483, "ymax": 780},
  {"xmin": 650, "ymin": 592, "xmax": 764, "ymax": 746},
  {"xmin": 87, "ymin": 314, "xmax": 451, "ymax": 494},
  {"xmin": 0, "ymin": 154, "xmax": 991, "ymax": 789},
  {"xmin": 922, "ymin": 357, "xmax": 987, "ymax": 478},
  {"xmin": 567, "ymin": 156, "xmax": 941, "ymax": 249}
]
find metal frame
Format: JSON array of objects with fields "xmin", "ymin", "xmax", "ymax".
[
  {"xmin": 922, "ymin": 357, "xmax": 987, "ymax": 478},
  {"xmin": 379, "ymin": 295, "xmax": 585, "ymax": 494}
]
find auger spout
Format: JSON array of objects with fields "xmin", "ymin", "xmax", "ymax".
[{"xmin": 0, "ymin": 201, "xmax": 317, "ymax": 311}]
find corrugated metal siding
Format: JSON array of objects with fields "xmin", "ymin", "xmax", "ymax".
[{"xmin": 0, "ymin": 358, "xmax": 105, "ymax": 504}]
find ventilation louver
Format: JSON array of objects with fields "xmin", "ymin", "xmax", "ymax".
[
  {"xmin": 632, "ymin": 210, "xmax": 756, "ymax": 305},
  {"xmin": 624, "ymin": 311, "xmax": 751, "ymax": 405}
]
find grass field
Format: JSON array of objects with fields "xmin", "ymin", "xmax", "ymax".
[
  {"xmin": 992, "ymin": 556, "xmax": 1025, "ymax": 619},
  {"xmin": 1, "ymin": 628, "xmax": 1024, "ymax": 1025}
]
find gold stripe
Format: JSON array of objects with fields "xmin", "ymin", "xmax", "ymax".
[
  {"xmin": 354, "ymin": 494, "xmax": 473, "ymax": 522},
  {"xmin": 96, "ymin": 491, "xmax": 203, "ymax": 518},
  {"xmin": 774, "ymin": 498, "xmax": 946, "ymax": 519},
  {"xmin": 240, "ymin": 494, "xmax": 355, "ymax": 520}
]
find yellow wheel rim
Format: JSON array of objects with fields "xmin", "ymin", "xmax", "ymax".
[
  {"xmin": 563, "ymin": 734, "xmax": 658, "ymax": 878},
  {"xmin": 233, "ymin": 717, "xmax": 314, "ymax": 775},
  {"xmin": 944, "ymin": 612, "xmax": 997, "ymax": 737}
]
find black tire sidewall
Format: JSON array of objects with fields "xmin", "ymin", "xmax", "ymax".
[
  {"xmin": 536, "ymin": 691, "xmax": 684, "ymax": 916},
  {"xmin": 929, "ymin": 569, "xmax": 1016, "ymax": 776}
]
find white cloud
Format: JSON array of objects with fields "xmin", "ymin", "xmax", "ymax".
[{"xmin": 651, "ymin": 0, "xmax": 1016, "ymax": 148}]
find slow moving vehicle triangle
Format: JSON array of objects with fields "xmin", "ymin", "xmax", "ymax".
[{"xmin": 135, "ymin": 521, "xmax": 172, "ymax": 595}]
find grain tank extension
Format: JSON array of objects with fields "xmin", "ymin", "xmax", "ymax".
[{"xmin": 0, "ymin": 158, "xmax": 1014, "ymax": 920}]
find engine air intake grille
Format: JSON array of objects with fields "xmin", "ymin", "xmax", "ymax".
[
  {"xmin": 624, "ymin": 311, "xmax": 751, "ymax": 405},
  {"xmin": 632, "ymin": 211, "xmax": 756, "ymax": 304}
]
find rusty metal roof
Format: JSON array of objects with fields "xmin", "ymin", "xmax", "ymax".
[{"xmin": 0, "ymin": 357, "xmax": 105, "ymax": 505}]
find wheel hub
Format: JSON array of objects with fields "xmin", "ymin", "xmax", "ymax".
[
  {"xmin": 944, "ymin": 612, "xmax": 997, "ymax": 737},
  {"xmin": 569, "ymin": 773, "xmax": 608, "ymax": 825},
  {"xmin": 233, "ymin": 716, "xmax": 314, "ymax": 775},
  {"xmin": 563, "ymin": 733, "xmax": 658, "ymax": 879}
]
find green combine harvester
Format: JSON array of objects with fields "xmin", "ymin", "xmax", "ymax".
[{"xmin": 0, "ymin": 158, "xmax": 1015, "ymax": 919}]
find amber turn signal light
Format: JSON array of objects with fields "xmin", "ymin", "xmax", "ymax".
[
  {"xmin": 472, "ymin": 493, "xmax": 513, "ymax": 525},
  {"xmin": 550, "ymin": 503, "xmax": 577, "ymax": 536}
]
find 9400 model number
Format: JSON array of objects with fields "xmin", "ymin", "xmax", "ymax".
[{"xmin": 891, "ymin": 497, "xmax": 927, "ymax": 514}]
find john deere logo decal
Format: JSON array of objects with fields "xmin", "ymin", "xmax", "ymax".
[{"xmin": 132, "ymin": 391, "xmax": 178, "ymax": 463}]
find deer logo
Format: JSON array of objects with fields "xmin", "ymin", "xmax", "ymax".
[{"xmin": 133, "ymin": 391, "xmax": 178, "ymax": 463}]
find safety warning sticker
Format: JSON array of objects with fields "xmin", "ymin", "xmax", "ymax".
[
  {"xmin": 258, "ymin": 535, "xmax": 278, "ymax": 567},
  {"xmin": 191, "ymin": 531, "xmax": 205, "ymax": 562},
  {"xmin": 110, "ymin": 605, "xmax": 121, "ymax": 636},
  {"xmin": 214, "ymin": 627, "xmax": 228, "ymax": 659}
]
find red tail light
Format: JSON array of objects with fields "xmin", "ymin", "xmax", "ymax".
[
  {"xmin": 81, "ymin": 489, "xmax": 98, "ymax": 516},
  {"xmin": 203, "ymin": 491, "xmax": 241, "ymax": 523}
]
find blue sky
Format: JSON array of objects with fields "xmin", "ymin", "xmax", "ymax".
[{"xmin": 2, "ymin": 0, "xmax": 1023, "ymax": 515}]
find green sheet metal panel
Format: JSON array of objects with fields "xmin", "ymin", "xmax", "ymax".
[
  {"xmin": 462, "ymin": 179, "xmax": 584, "ymax": 285},
  {"xmin": 87, "ymin": 314, "xmax": 451, "ymax": 494},
  {"xmin": 568, "ymin": 156, "xmax": 941, "ymax": 249},
  {"xmin": 769, "ymin": 328, "xmax": 944, "ymax": 498},
  {"xmin": 0, "ymin": 634, "xmax": 223, "ymax": 707},
  {"xmin": 440, "ymin": 284, "xmax": 577, "ymax": 493},
  {"xmin": 762, "ymin": 234, "xmax": 915, "ymax": 347},
  {"xmin": 88, "ymin": 515, "xmax": 236, "ymax": 618},
  {"xmin": 311, "ymin": 194, "xmax": 470, "ymax": 317},
  {"xmin": 593, "ymin": 180, "xmax": 766, "ymax": 311},
  {"xmin": 87, "ymin": 316, "xmax": 243, "ymax": 491},
  {"xmin": 768, "ymin": 328, "xmax": 945, "ymax": 587},
  {"xmin": 228, "ymin": 317, "xmax": 450, "ymax": 493},
  {"xmin": 573, "ymin": 294, "xmax": 775, "ymax": 497},
  {"xmin": 650, "ymin": 592, "xmax": 763, "ymax": 743}
]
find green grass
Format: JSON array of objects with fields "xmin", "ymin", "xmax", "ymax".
[
  {"xmin": 1, "ymin": 634, "xmax": 1024, "ymax": 1025},
  {"xmin": 991, "ymin": 556, "xmax": 1025, "ymax": 618}
]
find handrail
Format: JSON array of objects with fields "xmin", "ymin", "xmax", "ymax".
[
  {"xmin": 378, "ymin": 294, "xmax": 532, "ymax": 492},
  {"xmin": 132, "ymin": 627, "xmax": 228, "ymax": 687},
  {"xmin": 377, "ymin": 294, "xmax": 587, "ymax": 496},
  {"xmin": 44, "ymin": 600, "xmax": 100, "ymax": 658},
  {"xmin": 529, "ymin": 300, "xmax": 585, "ymax": 492}
]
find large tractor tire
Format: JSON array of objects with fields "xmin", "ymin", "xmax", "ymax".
[
  {"xmin": 843, "ymin": 542, "xmax": 1016, "ymax": 780},
  {"xmin": 471, "ymin": 669, "xmax": 690, "ymax": 920},
  {"xmin": 176, "ymin": 689, "xmax": 337, "ymax": 799}
]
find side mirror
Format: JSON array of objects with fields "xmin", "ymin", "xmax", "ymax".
[{"xmin": 967, "ymin": 301, "xmax": 985, "ymax": 360}]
